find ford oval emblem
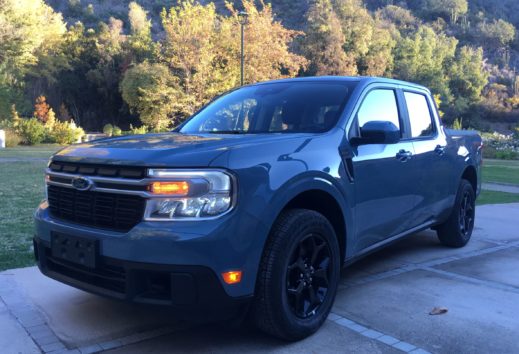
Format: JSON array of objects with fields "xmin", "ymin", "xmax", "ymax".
[{"xmin": 72, "ymin": 177, "xmax": 92, "ymax": 191}]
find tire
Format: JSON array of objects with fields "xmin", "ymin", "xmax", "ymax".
[
  {"xmin": 250, "ymin": 209, "xmax": 340, "ymax": 341},
  {"xmin": 436, "ymin": 179, "xmax": 476, "ymax": 248}
]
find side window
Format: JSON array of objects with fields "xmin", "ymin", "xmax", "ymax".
[
  {"xmin": 357, "ymin": 89, "xmax": 400, "ymax": 130},
  {"xmin": 404, "ymin": 92, "xmax": 435, "ymax": 138}
]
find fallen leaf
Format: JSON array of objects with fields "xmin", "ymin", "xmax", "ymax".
[{"xmin": 429, "ymin": 307, "xmax": 448, "ymax": 315}]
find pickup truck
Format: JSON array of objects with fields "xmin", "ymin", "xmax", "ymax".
[{"xmin": 34, "ymin": 77, "xmax": 482, "ymax": 341}]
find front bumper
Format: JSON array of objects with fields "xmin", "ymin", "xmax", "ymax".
[
  {"xmin": 34, "ymin": 237, "xmax": 250, "ymax": 318},
  {"xmin": 34, "ymin": 200, "xmax": 269, "ymax": 305}
]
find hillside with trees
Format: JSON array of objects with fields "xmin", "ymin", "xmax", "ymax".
[{"xmin": 1, "ymin": 0, "xmax": 519, "ymax": 150}]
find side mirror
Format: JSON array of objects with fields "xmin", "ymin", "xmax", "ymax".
[{"xmin": 351, "ymin": 121, "xmax": 400, "ymax": 145}]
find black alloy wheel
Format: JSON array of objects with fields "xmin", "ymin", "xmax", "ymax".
[
  {"xmin": 286, "ymin": 233, "xmax": 332, "ymax": 319},
  {"xmin": 251, "ymin": 209, "xmax": 340, "ymax": 341},
  {"xmin": 459, "ymin": 189, "xmax": 475, "ymax": 237},
  {"xmin": 437, "ymin": 179, "xmax": 475, "ymax": 248}
]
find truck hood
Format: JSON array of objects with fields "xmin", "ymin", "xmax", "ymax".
[{"xmin": 52, "ymin": 132, "xmax": 312, "ymax": 167}]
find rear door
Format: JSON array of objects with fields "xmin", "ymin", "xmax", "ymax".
[
  {"xmin": 347, "ymin": 86, "xmax": 420, "ymax": 251},
  {"xmin": 400, "ymin": 89, "xmax": 453, "ymax": 224}
]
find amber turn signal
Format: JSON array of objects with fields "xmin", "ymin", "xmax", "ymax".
[
  {"xmin": 150, "ymin": 181, "xmax": 189, "ymax": 195},
  {"xmin": 222, "ymin": 271, "xmax": 242, "ymax": 284}
]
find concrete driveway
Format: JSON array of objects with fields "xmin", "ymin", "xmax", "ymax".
[{"xmin": 1, "ymin": 203, "xmax": 518, "ymax": 354}]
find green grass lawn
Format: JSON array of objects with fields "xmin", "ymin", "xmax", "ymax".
[
  {"xmin": 477, "ymin": 190, "xmax": 519, "ymax": 206},
  {"xmin": 0, "ymin": 160, "xmax": 47, "ymax": 271},
  {"xmin": 483, "ymin": 159, "xmax": 519, "ymax": 185},
  {"xmin": 0, "ymin": 145, "xmax": 61, "ymax": 158}
]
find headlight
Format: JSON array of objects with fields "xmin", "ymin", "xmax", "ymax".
[{"xmin": 144, "ymin": 169, "xmax": 235, "ymax": 220}]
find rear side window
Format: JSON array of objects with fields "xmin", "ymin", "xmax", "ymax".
[
  {"xmin": 357, "ymin": 89, "xmax": 400, "ymax": 130},
  {"xmin": 404, "ymin": 92, "xmax": 435, "ymax": 138}
]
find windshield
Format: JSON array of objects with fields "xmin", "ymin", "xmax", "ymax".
[{"xmin": 179, "ymin": 81, "xmax": 358, "ymax": 134}]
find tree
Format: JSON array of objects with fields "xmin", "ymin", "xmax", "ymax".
[
  {"xmin": 160, "ymin": 0, "xmax": 228, "ymax": 115},
  {"xmin": 333, "ymin": 0, "xmax": 395, "ymax": 76},
  {"xmin": 335, "ymin": 0, "xmax": 374, "ymax": 63},
  {"xmin": 225, "ymin": 1, "xmax": 308, "ymax": 83},
  {"xmin": 409, "ymin": 0, "xmax": 468, "ymax": 23},
  {"xmin": 301, "ymin": 0, "xmax": 356, "ymax": 75},
  {"xmin": 53, "ymin": 22, "xmax": 100, "ymax": 128},
  {"xmin": 127, "ymin": 2, "xmax": 155, "ymax": 63},
  {"xmin": 446, "ymin": 46, "xmax": 488, "ymax": 123},
  {"xmin": 360, "ymin": 26, "xmax": 395, "ymax": 76},
  {"xmin": 53, "ymin": 18, "xmax": 128, "ymax": 130},
  {"xmin": 159, "ymin": 0, "xmax": 306, "ymax": 117},
  {"xmin": 0, "ymin": 0, "xmax": 67, "ymax": 118},
  {"xmin": 393, "ymin": 26, "xmax": 457, "ymax": 102},
  {"xmin": 58, "ymin": 103, "xmax": 71, "ymax": 121},
  {"xmin": 440, "ymin": 0, "xmax": 468, "ymax": 23},
  {"xmin": 478, "ymin": 19, "xmax": 516, "ymax": 49},
  {"xmin": 448, "ymin": 46, "xmax": 488, "ymax": 104},
  {"xmin": 34, "ymin": 95, "xmax": 51, "ymax": 123},
  {"xmin": 376, "ymin": 5, "xmax": 418, "ymax": 32},
  {"xmin": 84, "ymin": 18, "xmax": 127, "ymax": 127},
  {"xmin": 120, "ymin": 62, "xmax": 182, "ymax": 130}
]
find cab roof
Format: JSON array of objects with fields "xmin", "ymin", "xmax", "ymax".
[{"xmin": 251, "ymin": 76, "xmax": 430, "ymax": 93}]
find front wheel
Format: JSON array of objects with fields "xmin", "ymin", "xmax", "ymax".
[
  {"xmin": 250, "ymin": 209, "xmax": 340, "ymax": 341},
  {"xmin": 436, "ymin": 179, "xmax": 476, "ymax": 248}
]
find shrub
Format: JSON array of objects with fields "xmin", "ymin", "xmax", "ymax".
[
  {"xmin": 4, "ymin": 128, "xmax": 22, "ymax": 147},
  {"xmin": 48, "ymin": 121, "xmax": 85, "ymax": 145},
  {"xmin": 103, "ymin": 124, "xmax": 114, "ymax": 136},
  {"xmin": 150, "ymin": 126, "xmax": 171, "ymax": 133},
  {"xmin": 128, "ymin": 124, "xmax": 148, "ymax": 135},
  {"xmin": 18, "ymin": 118, "xmax": 46, "ymax": 145},
  {"xmin": 494, "ymin": 149, "xmax": 519, "ymax": 160},
  {"xmin": 112, "ymin": 126, "xmax": 122, "ymax": 136},
  {"xmin": 481, "ymin": 131, "xmax": 519, "ymax": 160}
]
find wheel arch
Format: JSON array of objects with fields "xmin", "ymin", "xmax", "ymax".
[
  {"xmin": 461, "ymin": 165, "xmax": 477, "ymax": 194},
  {"xmin": 276, "ymin": 189, "xmax": 347, "ymax": 264}
]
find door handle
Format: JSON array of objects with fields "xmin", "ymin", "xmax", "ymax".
[
  {"xmin": 396, "ymin": 149, "xmax": 413, "ymax": 162},
  {"xmin": 435, "ymin": 145, "xmax": 446, "ymax": 156}
]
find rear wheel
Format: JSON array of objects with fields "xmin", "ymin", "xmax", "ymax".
[
  {"xmin": 251, "ymin": 209, "xmax": 340, "ymax": 341},
  {"xmin": 436, "ymin": 179, "xmax": 475, "ymax": 248}
]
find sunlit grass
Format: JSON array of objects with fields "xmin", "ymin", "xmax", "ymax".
[
  {"xmin": 0, "ymin": 144, "xmax": 61, "ymax": 158},
  {"xmin": 0, "ymin": 161, "xmax": 47, "ymax": 270}
]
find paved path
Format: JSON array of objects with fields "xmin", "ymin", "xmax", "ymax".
[
  {"xmin": 1, "ymin": 203, "xmax": 518, "ymax": 354},
  {"xmin": 482, "ymin": 182, "xmax": 519, "ymax": 194}
]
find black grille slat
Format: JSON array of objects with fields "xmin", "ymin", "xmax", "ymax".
[
  {"xmin": 47, "ymin": 185, "xmax": 145, "ymax": 232},
  {"xmin": 50, "ymin": 161, "xmax": 145, "ymax": 179}
]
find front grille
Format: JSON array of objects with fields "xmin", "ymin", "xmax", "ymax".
[
  {"xmin": 49, "ymin": 161, "xmax": 146, "ymax": 179},
  {"xmin": 47, "ymin": 185, "xmax": 145, "ymax": 232}
]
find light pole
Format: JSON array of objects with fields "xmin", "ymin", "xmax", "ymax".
[{"xmin": 238, "ymin": 11, "xmax": 248, "ymax": 86}]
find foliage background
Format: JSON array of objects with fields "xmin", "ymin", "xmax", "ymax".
[{"xmin": 1, "ymin": 0, "xmax": 519, "ymax": 135}]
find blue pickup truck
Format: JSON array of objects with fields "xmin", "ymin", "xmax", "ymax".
[{"xmin": 34, "ymin": 77, "xmax": 482, "ymax": 340}]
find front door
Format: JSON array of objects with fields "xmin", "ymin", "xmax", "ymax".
[{"xmin": 348, "ymin": 88, "xmax": 420, "ymax": 251}]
